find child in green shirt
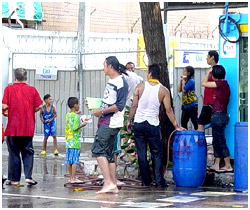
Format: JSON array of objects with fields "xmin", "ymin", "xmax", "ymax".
[{"xmin": 65, "ymin": 97, "xmax": 87, "ymax": 183}]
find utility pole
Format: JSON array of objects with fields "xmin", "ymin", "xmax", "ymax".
[{"xmin": 78, "ymin": 2, "xmax": 85, "ymax": 111}]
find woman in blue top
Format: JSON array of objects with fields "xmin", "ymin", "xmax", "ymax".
[{"xmin": 178, "ymin": 66, "xmax": 198, "ymax": 130}]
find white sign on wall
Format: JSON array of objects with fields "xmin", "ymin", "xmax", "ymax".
[
  {"xmin": 220, "ymin": 37, "xmax": 236, "ymax": 58},
  {"xmin": 35, "ymin": 67, "xmax": 58, "ymax": 80},
  {"xmin": 175, "ymin": 51, "xmax": 209, "ymax": 68}
]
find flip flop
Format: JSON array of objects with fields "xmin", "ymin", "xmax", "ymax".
[
  {"xmin": 6, "ymin": 181, "xmax": 20, "ymax": 186},
  {"xmin": 26, "ymin": 180, "xmax": 38, "ymax": 185}
]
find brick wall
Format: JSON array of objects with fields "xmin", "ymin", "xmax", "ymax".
[
  {"xmin": 40, "ymin": 2, "xmax": 221, "ymax": 37},
  {"xmin": 41, "ymin": 2, "xmax": 79, "ymax": 31}
]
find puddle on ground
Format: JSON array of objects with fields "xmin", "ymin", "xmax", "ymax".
[{"xmin": 33, "ymin": 157, "xmax": 97, "ymax": 177}]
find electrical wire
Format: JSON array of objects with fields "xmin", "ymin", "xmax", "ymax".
[{"xmin": 218, "ymin": 16, "xmax": 241, "ymax": 43}]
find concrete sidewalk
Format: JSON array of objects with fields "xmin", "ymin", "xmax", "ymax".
[
  {"xmin": 8, "ymin": 135, "xmax": 232, "ymax": 187},
  {"xmin": 2, "ymin": 141, "xmax": 247, "ymax": 208},
  {"xmin": 32, "ymin": 134, "xmax": 213, "ymax": 144}
]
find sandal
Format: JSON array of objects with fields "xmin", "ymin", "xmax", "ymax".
[
  {"xmin": 6, "ymin": 180, "xmax": 20, "ymax": 186},
  {"xmin": 25, "ymin": 179, "xmax": 38, "ymax": 185}
]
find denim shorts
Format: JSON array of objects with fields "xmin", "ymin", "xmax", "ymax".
[
  {"xmin": 92, "ymin": 125, "xmax": 120, "ymax": 163},
  {"xmin": 65, "ymin": 148, "xmax": 80, "ymax": 165}
]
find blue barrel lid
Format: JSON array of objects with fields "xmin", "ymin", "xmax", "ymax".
[
  {"xmin": 174, "ymin": 130, "xmax": 205, "ymax": 135},
  {"xmin": 234, "ymin": 122, "xmax": 248, "ymax": 127}
]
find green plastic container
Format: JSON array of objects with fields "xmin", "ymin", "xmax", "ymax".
[{"xmin": 86, "ymin": 97, "xmax": 102, "ymax": 110}]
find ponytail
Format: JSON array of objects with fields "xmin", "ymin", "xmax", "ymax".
[
  {"xmin": 118, "ymin": 64, "xmax": 128, "ymax": 76},
  {"xmin": 105, "ymin": 56, "xmax": 128, "ymax": 76}
]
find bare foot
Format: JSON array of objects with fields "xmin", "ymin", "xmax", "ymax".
[
  {"xmin": 71, "ymin": 179, "xmax": 83, "ymax": 183},
  {"xmin": 108, "ymin": 187, "xmax": 119, "ymax": 194},
  {"xmin": 209, "ymin": 164, "xmax": 219, "ymax": 171},
  {"xmin": 117, "ymin": 180, "xmax": 125, "ymax": 186},
  {"xmin": 95, "ymin": 184, "xmax": 118, "ymax": 194},
  {"xmin": 219, "ymin": 166, "xmax": 233, "ymax": 172}
]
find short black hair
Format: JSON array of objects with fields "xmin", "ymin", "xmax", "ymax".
[
  {"xmin": 43, "ymin": 94, "xmax": 51, "ymax": 101},
  {"xmin": 208, "ymin": 50, "xmax": 219, "ymax": 63},
  {"xmin": 212, "ymin": 65, "xmax": 226, "ymax": 79},
  {"xmin": 14, "ymin": 68, "xmax": 27, "ymax": 81},
  {"xmin": 126, "ymin": 62, "xmax": 135, "ymax": 66},
  {"xmin": 67, "ymin": 97, "xmax": 79, "ymax": 108},
  {"xmin": 148, "ymin": 64, "xmax": 160, "ymax": 79}
]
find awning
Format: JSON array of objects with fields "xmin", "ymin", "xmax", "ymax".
[{"xmin": 2, "ymin": 2, "xmax": 42, "ymax": 22}]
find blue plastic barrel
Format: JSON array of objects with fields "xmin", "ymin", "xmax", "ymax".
[
  {"xmin": 234, "ymin": 122, "xmax": 248, "ymax": 192},
  {"xmin": 172, "ymin": 130, "xmax": 207, "ymax": 187}
]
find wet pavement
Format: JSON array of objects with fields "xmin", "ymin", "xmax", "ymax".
[{"xmin": 2, "ymin": 138, "xmax": 248, "ymax": 208}]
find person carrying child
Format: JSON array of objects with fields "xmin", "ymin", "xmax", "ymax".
[
  {"xmin": 202, "ymin": 65, "xmax": 233, "ymax": 172},
  {"xmin": 65, "ymin": 97, "xmax": 87, "ymax": 183},
  {"xmin": 40, "ymin": 94, "xmax": 59, "ymax": 155},
  {"xmin": 177, "ymin": 66, "xmax": 198, "ymax": 130}
]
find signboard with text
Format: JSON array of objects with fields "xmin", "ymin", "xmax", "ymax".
[
  {"xmin": 220, "ymin": 37, "xmax": 236, "ymax": 58},
  {"xmin": 175, "ymin": 50, "xmax": 209, "ymax": 68},
  {"xmin": 35, "ymin": 67, "xmax": 58, "ymax": 80}
]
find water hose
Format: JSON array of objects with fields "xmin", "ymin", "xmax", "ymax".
[{"xmin": 164, "ymin": 129, "xmax": 177, "ymax": 174}]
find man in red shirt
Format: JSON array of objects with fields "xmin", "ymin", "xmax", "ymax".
[
  {"xmin": 2, "ymin": 68, "xmax": 42, "ymax": 186},
  {"xmin": 198, "ymin": 50, "xmax": 219, "ymax": 131}
]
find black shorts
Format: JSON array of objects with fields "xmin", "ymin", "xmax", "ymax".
[
  {"xmin": 198, "ymin": 104, "xmax": 213, "ymax": 125},
  {"xmin": 92, "ymin": 125, "xmax": 120, "ymax": 163}
]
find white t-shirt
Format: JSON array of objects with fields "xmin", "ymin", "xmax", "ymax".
[
  {"xmin": 124, "ymin": 71, "xmax": 143, "ymax": 107},
  {"xmin": 100, "ymin": 75, "xmax": 128, "ymax": 128}
]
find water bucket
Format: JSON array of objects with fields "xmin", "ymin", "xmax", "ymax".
[
  {"xmin": 234, "ymin": 122, "xmax": 248, "ymax": 192},
  {"xmin": 86, "ymin": 97, "xmax": 102, "ymax": 110},
  {"xmin": 172, "ymin": 130, "xmax": 207, "ymax": 187}
]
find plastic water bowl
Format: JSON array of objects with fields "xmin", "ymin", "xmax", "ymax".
[{"xmin": 86, "ymin": 97, "xmax": 102, "ymax": 110}]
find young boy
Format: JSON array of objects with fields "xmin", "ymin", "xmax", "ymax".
[
  {"xmin": 40, "ymin": 94, "xmax": 59, "ymax": 155},
  {"xmin": 65, "ymin": 97, "xmax": 87, "ymax": 183},
  {"xmin": 202, "ymin": 65, "xmax": 233, "ymax": 172}
]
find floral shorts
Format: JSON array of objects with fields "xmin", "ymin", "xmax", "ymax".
[{"xmin": 65, "ymin": 148, "xmax": 80, "ymax": 164}]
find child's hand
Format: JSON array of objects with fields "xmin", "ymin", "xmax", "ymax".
[{"xmin": 80, "ymin": 122, "xmax": 87, "ymax": 128}]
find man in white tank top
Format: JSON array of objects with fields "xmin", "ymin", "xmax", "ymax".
[{"xmin": 126, "ymin": 64, "xmax": 184, "ymax": 188}]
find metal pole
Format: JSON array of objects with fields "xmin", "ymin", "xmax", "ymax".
[{"xmin": 78, "ymin": 2, "xmax": 86, "ymax": 111}]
